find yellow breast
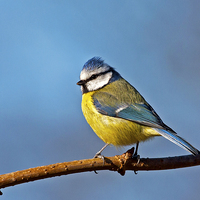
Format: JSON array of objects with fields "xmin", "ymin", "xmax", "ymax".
[{"xmin": 81, "ymin": 89, "xmax": 160, "ymax": 147}]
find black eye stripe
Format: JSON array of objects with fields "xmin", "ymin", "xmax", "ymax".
[
  {"xmin": 88, "ymin": 69, "xmax": 113, "ymax": 82},
  {"xmin": 90, "ymin": 74, "xmax": 98, "ymax": 79}
]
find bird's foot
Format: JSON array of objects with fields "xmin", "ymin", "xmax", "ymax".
[
  {"xmin": 132, "ymin": 153, "xmax": 140, "ymax": 174},
  {"xmin": 132, "ymin": 153, "xmax": 140, "ymax": 165},
  {"xmin": 93, "ymin": 143, "xmax": 109, "ymax": 163},
  {"xmin": 93, "ymin": 151, "xmax": 106, "ymax": 174},
  {"xmin": 93, "ymin": 152, "xmax": 105, "ymax": 163}
]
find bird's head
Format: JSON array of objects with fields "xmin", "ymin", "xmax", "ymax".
[{"xmin": 77, "ymin": 57, "xmax": 121, "ymax": 94}]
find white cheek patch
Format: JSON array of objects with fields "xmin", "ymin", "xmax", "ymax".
[
  {"xmin": 80, "ymin": 85, "xmax": 84, "ymax": 93},
  {"xmin": 86, "ymin": 71, "xmax": 112, "ymax": 91}
]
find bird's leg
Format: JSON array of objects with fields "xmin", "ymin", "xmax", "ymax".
[
  {"xmin": 134, "ymin": 142, "xmax": 139, "ymax": 156},
  {"xmin": 133, "ymin": 142, "xmax": 140, "ymax": 164},
  {"xmin": 93, "ymin": 143, "xmax": 109, "ymax": 174},
  {"xmin": 93, "ymin": 143, "xmax": 109, "ymax": 160}
]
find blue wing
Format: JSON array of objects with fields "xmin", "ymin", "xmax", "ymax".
[
  {"xmin": 93, "ymin": 92, "xmax": 166, "ymax": 130},
  {"xmin": 93, "ymin": 91, "xmax": 199, "ymax": 155}
]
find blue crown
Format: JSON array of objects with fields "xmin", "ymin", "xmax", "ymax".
[{"xmin": 83, "ymin": 57, "xmax": 104, "ymax": 71}]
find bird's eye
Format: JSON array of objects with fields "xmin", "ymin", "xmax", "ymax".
[{"xmin": 90, "ymin": 74, "xmax": 98, "ymax": 79}]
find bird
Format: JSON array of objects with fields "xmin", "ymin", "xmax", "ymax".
[{"xmin": 77, "ymin": 57, "xmax": 199, "ymax": 158}]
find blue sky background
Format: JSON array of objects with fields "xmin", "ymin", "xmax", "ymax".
[{"xmin": 1, "ymin": 1, "xmax": 200, "ymax": 199}]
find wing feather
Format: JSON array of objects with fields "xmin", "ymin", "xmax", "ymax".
[
  {"xmin": 92, "ymin": 85, "xmax": 199, "ymax": 155},
  {"xmin": 93, "ymin": 92, "xmax": 166, "ymax": 130}
]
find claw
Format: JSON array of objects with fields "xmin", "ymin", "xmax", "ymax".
[
  {"xmin": 93, "ymin": 153, "xmax": 105, "ymax": 174},
  {"xmin": 93, "ymin": 144, "xmax": 109, "ymax": 174},
  {"xmin": 94, "ymin": 153, "xmax": 105, "ymax": 164},
  {"xmin": 94, "ymin": 144, "xmax": 109, "ymax": 158},
  {"xmin": 132, "ymin": 154, "xmax": 140, "ymax": 165},
  {"xmin": 132, "ymin": 142, "xmax": 140, "ymax": 174}
]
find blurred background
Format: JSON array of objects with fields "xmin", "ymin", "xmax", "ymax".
[{"xmin": 1, "ymin": 1, "xmax": 200, "ymax": 199}]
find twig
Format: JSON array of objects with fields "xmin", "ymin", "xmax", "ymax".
[{"xmin": 0, "ymin": 148, "xmax": 199, "ymax": 194}]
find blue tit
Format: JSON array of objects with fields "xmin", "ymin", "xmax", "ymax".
[{"xmin": 77, "ymin": 57, "xmax": 199, "ymax": 157}]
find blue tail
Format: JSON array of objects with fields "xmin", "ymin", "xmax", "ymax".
[{"xmin": 153, "ymin": 128, "xmax": 199, "ymax": 155}]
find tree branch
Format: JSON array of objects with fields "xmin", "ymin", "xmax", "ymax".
[{"xmin": 0, "ymin": 148, "xmax": 199, "ymax": 194}]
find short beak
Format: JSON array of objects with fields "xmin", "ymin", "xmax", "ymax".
[{"xmin": 77, "ymin": 80, "xmax": 85, "ymax": 85}]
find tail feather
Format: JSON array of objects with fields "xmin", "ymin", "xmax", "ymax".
[{"xmin": 153, "ymin": 128, "xmax": 199, "ymax": 155}]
